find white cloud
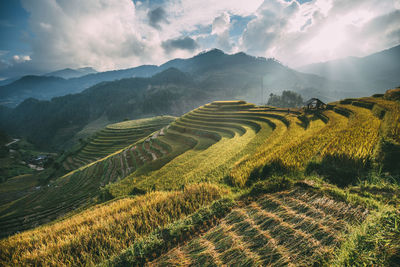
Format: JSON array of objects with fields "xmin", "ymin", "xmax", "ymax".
[
  {"xmin": 212, "ymin": 12, "xmax": 230, "ymax": 35},
  {"xmin": 12, "ymin": 55, "xmax": 31, "ymax": 63},
  {"xmin": 239, "ymin": 0, "xmax": 400, "ymax": 67},
  {"xmin": 21, "ymin": 0, "xmax": 163, "ymax": 71},
  {"xmin": 211, "ymin": 12, "xmax": 234, "ymax": 52},
  {"xmin": 18, "ymin": 0, "xmax": 265, "ymax": 72},
  {"xmin": 10, "ymin": 0, "xmax": 400, "ymax": 74}
]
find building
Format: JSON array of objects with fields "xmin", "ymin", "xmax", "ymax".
[{"xmin": 305, "ymin": 98, "xmax": 326, "ymax": 110}]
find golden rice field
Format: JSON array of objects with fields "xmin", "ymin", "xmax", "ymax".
[
  {"xmin": 229, "ymin": 102, "xmax": 385, "ymax": 187},
  {"xmin": 1, "ymin": 96, "xmax": 400, "ymax": 266},
  {"xmin": 0, "ymin": 183, "xmax": 228, "ymax": 266},
  {"xmin": 362, "ymin": 97, "xmax": 400, "ymax": 143},
  {"xmin": 148, "ymin": 185, "xmax": 369, "ymax": 266}
]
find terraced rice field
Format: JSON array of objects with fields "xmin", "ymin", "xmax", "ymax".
[
  {"xmin": 0, "ymin": 184, "xmax": 228, "ymax": 266},
  {"xmin": 108, "ymin": 101, "xmax": 295, "ymax": 195},
  {"xmin": 150, "ymin": 186, "xmax": 367, "ymax": 266},
  {"xmin": 229, "ymin": 100, "xmax": 384, "ymax": 187},
  {"xmin": 1, "ymin": 97, "xmax": 400, "ymax": 266},
  {"xmin": 0, "ymin": 117, "xmax": 179, "ymax": 237},
  {"xmin": 1, "ymin": 99, "xmax": 389, "ymax": 236},
  {"xmin": 63, "ymin": 116, "xmax": 175, "ymax": 170}
]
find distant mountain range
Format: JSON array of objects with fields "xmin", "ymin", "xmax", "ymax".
[
  {"xmin": 0, "ymin": 65, "xmax": 161, "ymax": 107},
  {"xmin": 4, "ymin": 45, "xmax": 400, "ymax": 107},
  {"xmin": 0, "ymin": 46, "xmax": 399, "ymax": 150},
  {"xmin": 298, "ymin": 44, "xmax": 400, "ymax": 92},
  {"xmin": 44, "ymin": 67, "xmax": 98, "ymax": 79}
]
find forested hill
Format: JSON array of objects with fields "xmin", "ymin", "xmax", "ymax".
[
  {"xmin": 0, "ymin": 50, "xmax": 370, "ymax": 150},
  {"xmin": 0, "ymin": 68, "xmax": 198, "ymax": 149},
  {"xmin": 1, "ymin": 49, "xmax": 352, "ymax": 108}
]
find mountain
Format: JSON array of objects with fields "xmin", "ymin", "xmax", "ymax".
[
  {"xmin": 0, "ymin": 68, "xmax": 202, "ymax": 149},
  {"xmin": 0, "ymin": 49, "xmax": 387, "ymax": 149},
  {"xmin": 0, "ymin": 65, "xmax": 160, "ymax": 107},
  {"xmin": 0, "ymin": 76, "xmax": 20, "ymax": 87},
  {"xmin": 44, "ymin": 67, "xmax": 97, "ymax": 79},
  {"xmin": 0, "ymin": 75, "xmax": 68, "ymax": 104},
  {"xmin": 298, "ymin": 44, "xmax": 400, "ymax": 93}
]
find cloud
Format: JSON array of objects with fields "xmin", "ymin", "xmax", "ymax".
[
  {"xmin": 0, "ymin": 0, "xmax": 396, "ymax": 78},
  {"xmin": 241, "ymin": 0, "xmax": 299, "ymax": 56},
  {"xmin": 211, "ymin": 12, "xmax": 234, "ymax": 52},
  {"xmin": 20, "ymin": 0, "xmax": 163, "ymax": 71},
  {"xmin": 14, "ymin": 0, "xmax": 263, "ymax": 74},
  {"xmin": 148, "ymin": 7, "xmax": 169, "ymax": 29},
  {"xmin": 239, "ymin": 0, "xmax": 400, "ymax": 67},
  {"xmin": 212, "ymin": 12, "xmax": 230, "ymax": 35},
  {"xmin": 12, "ymin": 54, "xmax": 31, "ymax": 63},
  {"xmin": 162, "ymin": 36, "xmax": 199, "ymax": 53}
]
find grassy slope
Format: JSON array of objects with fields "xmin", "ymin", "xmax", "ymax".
[
  {"xmin": 1, "ymin": 97, "xmax": 399, "ymax": 266},
  {"xmin": 0, "ymin": 184, "xmax": 228, "ymax": 266}
]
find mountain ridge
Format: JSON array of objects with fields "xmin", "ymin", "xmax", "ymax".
[
  {"xmin": 298, "ymin": 44, "xmax": 400, "ymax": 91},
  {"xmin": 44, "ymin": 67, "xmax": 98, "ymax": 79}
]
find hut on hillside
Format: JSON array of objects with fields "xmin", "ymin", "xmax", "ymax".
[{"xmin": 304, "ymin": 98, "xmax": 326, "ymax": 110}]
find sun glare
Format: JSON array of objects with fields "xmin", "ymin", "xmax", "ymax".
[{"xmin": 302, "ymin": 22, "xmax": 348, "ymax": 61}]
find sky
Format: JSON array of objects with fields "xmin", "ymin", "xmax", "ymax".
[{"xmin": 0, "ymin": 0, "xmax": 399, "ymax": 79}]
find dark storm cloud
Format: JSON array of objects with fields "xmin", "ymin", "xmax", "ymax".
[
  {"xmin": 148, "ymin": 7, "xmax": 169, "ymax": 29},
  {"xmin": 161, "ymin": 36, "xmax": 199, "ymax": 53}
]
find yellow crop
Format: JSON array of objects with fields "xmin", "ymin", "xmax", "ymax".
[{"xmin": 0, "ymin": 183, "xmax": 228, "ymax": 266}]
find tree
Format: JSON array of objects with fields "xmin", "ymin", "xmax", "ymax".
[{"xmin": 267, "ymin": 90, "xmax": 304, "ymax": 108}]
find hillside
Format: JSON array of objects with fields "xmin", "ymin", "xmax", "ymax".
[
  {"xmin": 298, "ymin": 44, "xmax": 400, "ymax": 94},
  {"xmin": 0, "ymin": 49, "xmax": 354, "ymax": 151},
  {"xmin": 1, "ymin": 93, "xmax": 399, "ymax": 266}
]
